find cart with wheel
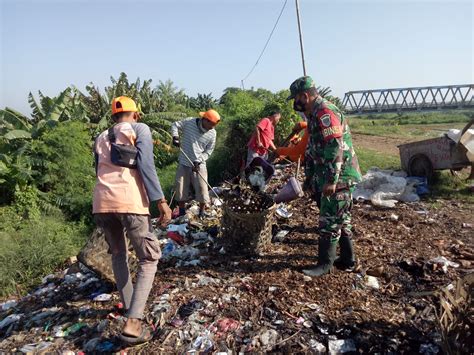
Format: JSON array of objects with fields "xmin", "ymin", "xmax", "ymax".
[{"xmin": 398, "ymin": 120, "xmax": 474, "ymax": 180}]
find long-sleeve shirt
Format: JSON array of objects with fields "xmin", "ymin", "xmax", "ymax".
[
  {"xmin": 305, "ymin": 97, "xmax": 362, "ymax": 189},
  {"xmin": 93, "ymin": 122, "xmax": 164, "ymax": 214},
  {"xmin": 171, "ymin": 117, "xmax": 216, "ymax": 167}
]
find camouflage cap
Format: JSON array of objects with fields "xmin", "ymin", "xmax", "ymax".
[{"xmin": 287, "ymin": 76, "xmax": 315, "ymax": 100}]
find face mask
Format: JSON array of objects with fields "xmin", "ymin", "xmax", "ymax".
[{"xmin": 293, "ymin": 96, "xmax": 307, "ymax": 112}]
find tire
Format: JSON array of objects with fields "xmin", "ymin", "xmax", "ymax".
[{"xmin": 408, "ymin": 154, "xmax": 433, "ymax": 180}]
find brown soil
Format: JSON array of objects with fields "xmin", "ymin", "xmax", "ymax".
[{"xmin": 352, "ymin": 133, "xmax": 412, "ymax": 156}]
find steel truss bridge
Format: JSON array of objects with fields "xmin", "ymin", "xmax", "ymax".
[{"xmin": 342, "ymin": 84, "xmax": 474, "ymax": 115}]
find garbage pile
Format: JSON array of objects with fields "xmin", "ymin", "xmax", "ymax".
[
  {"xmin": 159, "ymin": 202, "xmax": 222, "ymax": 268},
  {"xmin": 0, "ymin": 261, "xmax": 125, "ymax": 353},
  {"xmin": 353, "ymin": 168, "xmax": 429, "ymax": 208},
  {"xmin": 225, "ymin": 186, "xmax": 275, "ymax": 214},
  {"xmin": 1, "ymin": 163, "xmax": 473, "ymax": 353}
]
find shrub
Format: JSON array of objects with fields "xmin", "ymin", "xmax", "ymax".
[
  {"xmin": 0, "ymin": 207, "xmax": 89, "ymax": 297},
  {"xmin": 30, "ymin": 121, "xmax": 95, "ymax": 222}
]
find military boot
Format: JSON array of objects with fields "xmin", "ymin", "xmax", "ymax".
[
  {"xmin": 334, "ymin": 235, "xmax": 355, "ymax": 271},
  {"xmin": 303, "ymin": 237, "xmax": 337, "ymax": 277}
]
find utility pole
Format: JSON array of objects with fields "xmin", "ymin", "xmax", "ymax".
[{"xmin": 295, "ymin": 0, "xmax": 307, "ymax": 76}]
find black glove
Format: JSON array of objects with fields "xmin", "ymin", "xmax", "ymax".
[
  {"xmin": 172, "ymin": 136, "xmax": 180, "ymax": 147},
  {"xmin": 192, "ymin": 161, "xmax": 201, "ymax": 173}
]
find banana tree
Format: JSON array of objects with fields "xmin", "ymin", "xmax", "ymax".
[{"xmin": 0, "ymin": 108, "xmax": 32, "ymax": 141}]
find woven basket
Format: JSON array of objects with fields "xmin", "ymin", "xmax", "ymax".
[
  {"xmin": 437, "ymin": 272, "xmax": 474, "ymax": 354},
  {"xmin": 220, "ymin": 202, "xmax": 276, "ymax": 255},
  {"xmin": 77, "ymin": 227, "xmax": 137, "ymax": 283}
]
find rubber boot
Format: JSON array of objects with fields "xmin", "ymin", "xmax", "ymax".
[
  {"xmin": 303, "ymin": 238, "xmax": 337, "ymax": 277},
  {"xmin": 334, "ymin": 235, "xmax": 355, "ymax": 271}
]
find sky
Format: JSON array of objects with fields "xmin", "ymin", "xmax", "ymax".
[{"xmin": 0, "ymin": 0, "xmax": 472, "ymax": 116}]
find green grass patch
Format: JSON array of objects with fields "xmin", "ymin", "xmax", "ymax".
[
  {"xmin": 158, "ymin": 162, "xmax": 178, "ymax": 200},
  {"xmin": 349, "ymin": 110, "xmax": 473, "ymax": 125},
  {"xmin": 427, "ymin": 170, "xmax": 474, "ymax": 204},
  {"xmin": 349, "ymin": 118, "xmax": 468, "ymax": 139},
  {"xmin": 355, "ymin": 147, "xmax": 400, "ymax": 174},
  {"xmin": 349, "ymin": 110, "xmax": 473, "ymax": 139},
  {"xmin": 0, "ymin": 207, "xmax": 89, "ymax": 297}
]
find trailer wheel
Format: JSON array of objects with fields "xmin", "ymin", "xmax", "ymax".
[{"xmin": 408, "ymin": 154, "xmax": 433, "ymax": 180}]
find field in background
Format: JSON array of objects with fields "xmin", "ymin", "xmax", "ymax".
[
  {"xmin": 349, "ymin": 110, "xmax": 473, "ymax": 203},
  {"xmin": 349, "ymin": 110, "xmax": 471, "ymax": 139}
]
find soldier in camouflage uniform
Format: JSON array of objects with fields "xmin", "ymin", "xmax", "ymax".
[{"xmin": 287, "ymin": 76, "xmax": 362, "ymax": 277}]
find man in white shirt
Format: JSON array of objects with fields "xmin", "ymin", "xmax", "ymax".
[{"xmin": 171, "ymin": 109, "xmax": 220, "ymax": 218}]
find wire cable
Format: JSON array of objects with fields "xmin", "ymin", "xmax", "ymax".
[{"xmin": 241, "ymin": 0, "xmax": 288, "ymax": 86}]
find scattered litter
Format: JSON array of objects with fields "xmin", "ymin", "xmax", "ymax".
[
  {"xmin": 419, "ymin": 343, "xmax": 440, "ymax": 354},
  {"xmin": 41, "ymin": 274, "xmax": 55, "ymax": 284},
  {"xmin": 276, "ymin": 205, "xmax": 293, "ymax": 219},
  {"xmin": 213, "ymin": 198, "xmax": 223, "ymax": 207},
  {"xmin": 248, "ymin": 166, "xmax": 267, "ymax": 192},
  {"xmin": 428, "ymin": 256, "xmax": 460, "ymax": 273},
  {"xmin": 167, "ymin": 223, "xmax": 189, "ymax": 236},
  {"xmin": 178, "ymin": 300, "xmax": 203, "ymax": 319},
  {"xmin": 309, "ymin": 339, "xmax": 327, "ymax": 352},
  {"xmin": 92, "ymin": 293, "xmax": 112, "ymax": 302},
  {"xmin": 328, "ymin": 339, "xmax": 357, "ymax": 354},
  {"xmin": 79, "ymin": 277, "xmax": 99, "ymax": 288},
  {"xmin": 189, "ymin": 334, "xmax": 214, "ymax": 353},
  {"xmin": 64, "ymin": 322, "xmax": 86, "ymax": 335},
  {"xmin": 215, "ymin": 318, "xmax": 240, "ymax": 333},
  {"xmin": 273, "ymin": 230, "xmax": 289, "ymax": 242},
  {"xmin": 83, "ymin": 337, "xmax": 101, "ymax": 352},
  {"xmin": 0, "ymin": 314, "xmax": 23, "ymax": 329},
  {"xmin": 196, "ymin": 275, "xmax": 220, "ymax": 286},
  {"xmin": 307, "ymin": 303, "xmax": 321, "ymax": 311},
  {"xmin": 353, "ymin": 168, "xmax": 420, "ymax": 207},
  {"xmin": 255, "ymin": 328, "xmax": 280, "ymax": 348},
  {"xmin": 19, "ymin": 341, "xmax": 53, "ymax": 354},
  {"xmin": 63, "ymin": 272, "xmax": 86, "ymax": 284},
  {"xmin": 162, "ymin": 241, "xmax": 177, "ymax": 258},
  {"xmin": 167, "ymin": 231, "xmax": 185, "ymax": 245},
  {"xmin": 0, "ymin": 170, "xmax": 469, "ymax": 354},
  {"xmin": 365, "ymin": 275, "xmax": 380, "ymax": 289},
  {"xmin": 0, "ymin": 300, "xmax": 17, "ymax": 311},
  {"xmin": 31, "ymin": 307, "xmax": 60, "ymax": 322}
]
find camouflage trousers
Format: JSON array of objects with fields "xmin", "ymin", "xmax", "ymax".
[{"xmin": 314, "ymin": 187, "xmax": 354, "ymax": 244}]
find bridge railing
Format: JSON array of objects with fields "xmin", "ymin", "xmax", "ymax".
[{"xmin": 342, "ymin": 84, "xmax": 474, "ymax": 115}]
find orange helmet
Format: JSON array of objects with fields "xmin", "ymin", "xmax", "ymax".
[
  {"xmin": 199, "ymin": 109, "xmax": 221, "ymax": 124},
  {"xmin": 111, "ymin": 96, "xmax": 138, "ymax": 115}
]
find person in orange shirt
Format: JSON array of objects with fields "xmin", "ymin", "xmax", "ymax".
[
  {"xmin": 275, "ymin": 121, "xmax": 309, "ymax": 162},
  {"xmin": 93, "ymin": 96, "xmax": 171, "ymax": 345}
]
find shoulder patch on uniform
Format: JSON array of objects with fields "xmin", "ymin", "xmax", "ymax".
[{"xmin": 320, "ymin": 114, "xmax": 331, "ymax": 128}]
